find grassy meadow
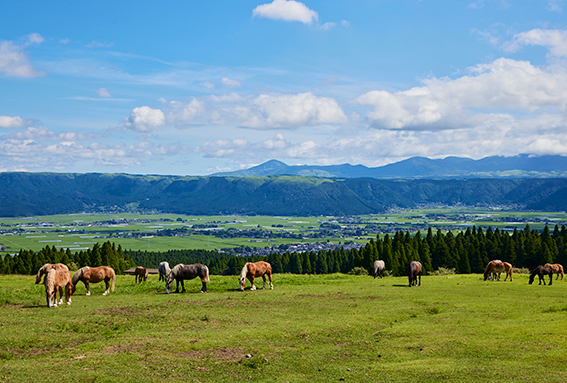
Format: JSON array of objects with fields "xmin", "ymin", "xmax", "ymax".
[{"xmin": 1, "ymin": 272, "xmax": 566, "ymax": 382}]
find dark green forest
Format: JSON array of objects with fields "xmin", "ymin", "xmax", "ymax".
[{"xmin": 3, "ymin": 225, "xmax": 567, "ymax": 277}]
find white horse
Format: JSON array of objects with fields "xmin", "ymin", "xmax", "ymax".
[
  {"xmin": 373, "ymin": 260, "xmax": 385, "ymax": 279},
  {"xmin": 158, "ymin": 261, "xmax": 171, "ymax": 282}
]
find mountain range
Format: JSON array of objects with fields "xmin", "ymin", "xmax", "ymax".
[{"xmin": 213, "ymin": 154, "xmax": 567, "ymax": 179}]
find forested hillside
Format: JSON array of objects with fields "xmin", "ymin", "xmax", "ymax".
[{"xmin": 3, "ymin": 172, "xmax": 567, "ymax": 216}]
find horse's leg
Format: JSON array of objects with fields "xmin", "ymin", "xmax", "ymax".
[
  {"xmin": 261, "ymin": 274, "xmax": 266, "ymax": 289},
  {"xmin": 201, "ymin": 281, "xmax": 207, "ymax": 293},
  {"xmin": 103, "ymin": 278, "xmax": 110, "ymax": 295},
  {"xmin": 174, "ymin": 279, "xmax": 180, "ymax": 293},
  {"xmin": 180, "ymin": 279, "xmax": 186, "ymax": 293},
  {"xmin": 85, "ymin": 281, "xmax": 91, "ymax": 296},
  {"xmin": 58, "ymin": 286, "xmax": 64, "ymax": 305},
  {"xmin": 418, "ymin": 273, "xmax": 421, "ymax": 286},
  {"xmin": 249, "ymin": 276, "xmax": 256, "ymax": 291},
  {"xmin": 268, "ymin": 272, "xmax": 273, "ymax": 290}
]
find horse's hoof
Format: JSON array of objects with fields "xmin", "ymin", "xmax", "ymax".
[{"xmin": 67, "ymin": 302, "xmax": 71, "ymax": 305}]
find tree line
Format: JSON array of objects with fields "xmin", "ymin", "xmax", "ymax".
[
  {"xmin": 0, "ymin": 241, "xmax": 135, "ymax": 275},
  {"xmin": 2, "ymin": 225, "xmax": 567, "ymax": 277}
]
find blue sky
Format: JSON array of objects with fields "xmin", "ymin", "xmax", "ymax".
[{"xmin": 1, "ymin": 0, "xmax": 567, "ymax": 175}]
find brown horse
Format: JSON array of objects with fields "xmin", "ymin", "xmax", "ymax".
[
  {"xmin": 544, "ymin": 263, "xmax": 564, "ymax": 281},
  {"xmin": 529, "ymin": 265, "xmax": 554, "ymax": 285},
  {"xmin": 408, "ymin": 261, "xmax": 422, "ymax": 287},
  {"xmin": 71, "ymin": 266, "xmax": 116, "ymax": 296},
  {"xmin": 44, "ymin": 268, "xmax": 73, "ymax": 308},
  {"xmin": 166, "ymin": 263, "xmax": 210, "ymax": 294},
  {"xmin": 35, "ymin": 263, "xmax": 69, "ymax": 284},
  {"xmin": 134, "ymin": 266, "xmax": 148, "ymax": 283},
  {"xmin": 239, "ymin": 261, "xmax": 273, "ymax": 291},
  {"xmin": 483, "ymin": 260, "xmax": 513, "ymax": 281}
]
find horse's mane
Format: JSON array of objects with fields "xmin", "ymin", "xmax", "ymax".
[
  {"xmin": 240, "ymin": 263, "xmax": 249, "ymax": 280},
  {"xmin": 171, "ymin": 264, "xmax": 184, "ymax": 277},
  {"xmin": 45, "ymin": 269, "xmax": 56, "ymax": 291},
  {"xmin": 72, "ymin": 267, "xmax": 87, "ymax": 286}
]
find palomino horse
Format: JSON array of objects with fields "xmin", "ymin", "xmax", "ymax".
[
  {"xmin": 483, "ymin": 260, "xmax": 513, "ymax": 281},
  {"xmin": 35, "ymin": 263, "xmax": 69, "ymax": 284},
  {"xmin": 134, "ymin": 266, "xmax": 148, "ymax": 283},
  {"xmin": 166, "ymin": 263, "xmax": 210, "ymax": 294},
  {"xmin": 408, "ymin": 261, "xmax": 422, "ymax": 287},
  {"xmin": 544, "ymin": 263, "xmax": 564, "ymax": 281},
  {"xmin": 72, "ymin": 266, "xmax": 116, "ymax": 296},
  {"xmin": 529, "ymin": 265, "xmax": 554, "ymax": 285},
  {"xmin": 44, "ymin": 268, "xmax": 73, "ymax": 308},
  {"xmin": 158, "ymin": 261, "xmax": 170, "ymax": 282},
  {"xmin": 239, "ymin": 261, "xmax": 273, "ymax": 291},
  {"xmin": 373, "ymin": 260, "xmax": 385, "ymax": 279}
]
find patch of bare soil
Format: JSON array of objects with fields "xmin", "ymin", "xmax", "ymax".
[
  {"xmin": 178, "ymin": 347, "xmax": 245, "ymax": 363},
  {"xmin": 103, "ymin": 344, "xmax": 139, "ymax": 354}
]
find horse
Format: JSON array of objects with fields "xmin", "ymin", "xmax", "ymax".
[
  {"xmin": 166, "ymin": 263, "xmax": 210, "ymax": 294},
  {"xmin": 35, "ymin": 263, "xmax": 69, "ymax": 284},
  {"xmin": 544, "ymin": 263, "xmax": 564, "ymax": 281},
  {"xmin": 483, "ymin": 260, "xmax": 513, "ymax": 281},
  {"xmin": 158, "ymin": 261, "xmax": 170, "ymax": 282},
  {"xmin": 529, "ymin": 265, "xmax": 554, "ymax": 285},
  {"xmin": 44, "ymin": 268, "xmax": 73, "ymax": 308},
  {"xmin": 408, "ymin": 261, "xmax": 422, "ymax": 287},
  {"xmin": 134, "ymin": 266, "xmax": 148, "ymax": 283},
  {"xmin": 71, "ymin": 266, "xmax": 116, "ymax": 296},
  {"xmin": 373, "ymin": 260, "xmax": 385, "ymax": 279},
  {"xmin": 240, "ymin": 261, "xmax": 273, "ymax": 291}
]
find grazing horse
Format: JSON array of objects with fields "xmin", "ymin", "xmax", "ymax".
[
  {"xmin": 529, "ymin": 265, "xmax": 554, "ymax": 285},
  {"xmin": 134, "ymin": 266, "xmax": 148, "ymax": 283},
  {"xmin": 158, "ymin": 261, "xmax": 170, "ymax": 282},
  {"xmin": 408, "ymin": 261, "xmax": 422, "ymax": 287},
  {"xmin": 240, "ymin": 261, "xmax": 273, "ymax": 291},
  {"xmin": 71, "ymin": 266, "xmax": 115, "ymax": 296},
  {"xmin": 166, "ymin": 263, "xmax": 209, "ymax": 294},
  {"xmin": 44, "ymin": 268, "xmax": 73, "ymax": 308},
  {"xmin": 483, "ymin": 260, "xmax": 513, "ymax": 281},
  {"xmin": 373, "ymin": 260, "xmax": 385, "ymax": 279},
  {"xmin": 544, "ymin": 263, "xmax": 564, "ymax": 281},
  {"xmin": 35, "ymin": 263, "xmax": 69, "ymax": 284}
]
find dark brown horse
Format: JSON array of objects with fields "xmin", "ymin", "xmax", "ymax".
[
  {"xmin": 529, "ymin": 265, "xmax": 554, "ymax": 285},
  {"xmin": 134, "ymin": 266, "xmax": 148, "ymax": 283},
  {"xmin": 408, "ymin": 261, "xmax": 422, "ymax": 287},
  {"xmin": 44, "ymin": 268, "xmax": 73, "ymax": 308},
  {"xmin": 239, "ymin": 261, "xmax": 273, "ymax": 291},
  {"xmin": 166, "ymin": 263, "xmax": 210, "ymax": 293},
  {"xmin": 71, "ymin": 266, "xmax": 116, "ymax": 295},
  {"xmin": 544, "ymin": 263, "xmax": 564, "ymax": 281}
]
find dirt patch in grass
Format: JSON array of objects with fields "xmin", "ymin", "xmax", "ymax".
[
  {"xmin": 177, "ymin": 347, "xmax": 245, "ymax": 362},
  {"xmin": 103, "ymin": 343, "xmax": 140, "ymax": 354}
]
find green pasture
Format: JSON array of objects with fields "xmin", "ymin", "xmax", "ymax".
[{"xmin": 1, "ymin": 273, "xmax": 566, "ymax": 382}]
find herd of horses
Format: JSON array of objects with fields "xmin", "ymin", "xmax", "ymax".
[{"xmin": 36, "ymin": 258, "xmax": 564, "ymax": 307}]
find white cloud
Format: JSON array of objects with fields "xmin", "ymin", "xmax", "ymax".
[
  {"xmin": 86, "ymin": 41, "xmax": 114, "ymax": 48},
  {"xmin": 502, "ymin": 29, "xmax": 567, "ymax": 57},
  {"xmin": 124, "ymin": 106, "xmax": 166, "ymax": 132},
  {"xmin": 252, "ymin": 0, "xmax": 318, "ymax": 24},
  {"xmin": 0, "ymin": 36, "xmax": 45, "ymax": 78},
  {"xmin": 97, "ymin": 87, "xmax": 111, "ymax": 97},
  {"xmin": 60, "ymin": 38, "xmax": 71, "ymax": 44},
  {"xmin": 0, "ymin": 116, "xmax": 34, "ymax": 128},
  {"xmin": 221, "ymin": 77, "xmax": 242, "ymax": 87},
  {"xmin": 202, "ymin": 81, "xmax": 215, "ymax": 89}
]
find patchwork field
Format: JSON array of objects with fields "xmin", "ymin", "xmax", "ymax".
[{"xmin": 1, "ymin": 272, "xmax": 566, "ymax": 382}]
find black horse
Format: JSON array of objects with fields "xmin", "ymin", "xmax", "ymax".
[
  {"xmin": 529, "ymin": 265, "xmax": 554, "ymax": 286},
  {"xmin": 166, "ymin": 263, "xmax": 210, "ymax": 293},
  {"xmin": 408, "ymin": 261, "xmax": 422, "ymax": 287}
]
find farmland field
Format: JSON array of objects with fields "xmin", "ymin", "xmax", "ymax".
[
  {"xmin": 2, "ymin": 209, "xmax": 567, "ymax": 255},
  {"xmin": 1, "ymin": 272, "xmax": 566, "ymax": 382}
]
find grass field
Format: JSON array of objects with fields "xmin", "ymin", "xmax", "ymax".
[{"xmin": 1, "ymin": 273, "xmax": 566, "ymax": 382}]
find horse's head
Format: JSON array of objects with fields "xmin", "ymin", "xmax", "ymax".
[
  {"xmin": 165, "ymin": 273, "xmax": 173, "ymax": 294},
  {"xmin": 239, "ymin": 275, "xmax": 246, "ymax": 291}
]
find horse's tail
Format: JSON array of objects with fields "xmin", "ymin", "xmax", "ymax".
[
  {"xmin": 111, "ymin": 269, "xmax": 116, "ymax": 292},
  {"xmin": 202, "ymin": 265, "xmax": 210, "ymax": 283},
  {"xmin": 72, "ymin": 267, "xmax": 84, "ymax": 286}
]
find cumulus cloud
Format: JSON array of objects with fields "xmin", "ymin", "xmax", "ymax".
[
  {"xmin": 0, "ymin": 116, "xmax": 34, "ymax": 128},
  {"xmin": 0, "ymin": 34, "xmax": 45, "ymax": 78},
  {"xmin": 124, "ymin": 106, "xmax": 166, "ymax": 132},
  {"xmin": 221, "ymin": 77, "xmax": 242, "ymax": 87},
  {"xmin": 253, "ymin": 0, "xmax": 318, "ymax": 24},
  {"xmin": 97, "ymin": 87, "xmax": 111, "ymax": 97},
  {"xmin": 502, "ymin": 29, "xmax": 567, "ymax": 57}
]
